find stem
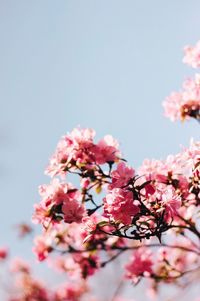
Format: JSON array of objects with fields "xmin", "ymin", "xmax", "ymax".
[
  {"xmin": 54, "ymin": 242, "xmax": 200, "ymax": 256},
  {"xmin": 176, "ymin": 215, "xmax": 200, "ymax": 239},
  {"xmin": 101, "ymin": 249, "xmax": 124, "ymax": 267},
  {"xmin": 110, "ymin": 278, "xmax": 124, "ymax": 301}
]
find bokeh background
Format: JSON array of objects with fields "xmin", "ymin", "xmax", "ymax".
[{"xmin": 0, "ymin": 1, "xmax": 200, "ymax": 299}]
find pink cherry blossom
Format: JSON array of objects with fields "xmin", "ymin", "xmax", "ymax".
[
  {"xmin": 125, "ymin": 248, "xmax": 153, "ymax": 281},
  {"xmin": 32, "ymin": 179, "xmax": 71, "ymax": 225},
  {"xmin": 183, "ymin": 40, "xmax": 200, "ymax": 68},
  {"xmin": 45, "ymin": 128, "xmax": 120, "ymax": 177},
  {"xmin": 10, "ymin": 257, "xmax": 30, "ymax": 274},
  {"xmin": 92, "ymin": 135, "xmax": 120, "ymax": 164},
  {"xmin": 72, "ymin": 253, "xmax": 100, "ymax": 279},
  {"xmin": 53, "ymin": 281, "xmax": 87, "ymax": 301},
  {"xmin": 109, "ymin": 162, "xmax": 135, "ymax": 189},
  {"xmin": 163, "ymin": 74, "xmax": 200, "ymax": 122},
  {"xmin": 163, "ymin": 92, "xmax": 183, "ymax": 121},
  {"xmin": 32, "ymin": 178, "xmax": 86, "ymax": 226},
  {"xmin": 45, "ymin": 128, "xmax": 96, "ymax": 177},
  {"xmin": 33, "ymin": 236, "xmax": 52, "ymax": 261},
  {"xmin": 161, "ymin": 187, "xmax": 182, "ymax": 221},
  {"xmin": 62, "ymin": 199, "xmax": 86, "ymax": 223},
  {"xmin": 15, "ymin": 223, "xmax": 32, "ymax": 238},
  {"xmin": 103, "ymin": 188, "xmax": 140, "ymax": 225}
]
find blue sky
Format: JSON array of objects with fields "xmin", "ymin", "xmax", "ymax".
[{"xmin": 0, "ymin": 1, "xmax": 200, "ymax": 299}]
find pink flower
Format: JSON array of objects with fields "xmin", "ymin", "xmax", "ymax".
[
  {"xmin": 10, "ymin": 257, "xmax": 30, "ymax": 274},
  {"xmin": 125, "ymin": 248, "xmax": 153, "ymax": 281},
  {"xmin": 15, "ymin": 223, "xmax": 32, "ymax": 238},
  {"xmin": 33, "ymin": 236, "xmax": 52, "ymax": 261},
  {"xmin": 80, "ymin": 178, "xmax": 90, "ymax": 189},
  {"xmin": 32, "ymin": 179, "xmax": 83, "ymax": 226},
  {"xmin": 161, "ymin": 187, "xmax": 181, "ymax": 221},
  {"xmin": 38, "ymin": 178, "xmax": 70, "ymax": 206},
  {"xmin": 72, "ymin": 253, "xmax": 99, "ymax": 278},
  {"xmin": 45, "ymin": 128, "xmax": 96, "ymax": 177},
  {"xmin": 163, "ymin": 75, "xmax": 200, "ymax": 122},
  {"xmin": 109, "ymin": 162, "xmax": 135, "ymax": 189},
  {"xmin": 183, "ymin": 41, "xmax": 200, "ymax": 68},
  {"xmin": 62, "ymin": 199, "xmax": 86, "ymax": 223},
  {"xmin": 32, "ymin": 203, "xmax": 52, "ymax": 225},
  {"xmin": 45, "ymin": 128, "xmax": 120, "ymax": 177},
  {"xmin": 0, "ymin": 247, "xmax": 8, "ymax": 260},
  {"xmin": 53, "ymin": 282, "xmax": 87, "ymax": 301},
  {"xmin": 163, "ymin": 92, "xmax": 183, "ymax": 121},
  {"xmin": 144, "ymin": 183, "xmax": 156, "ymax": 197},
  {"xmin": 32, "ymin": 179, "xmax": 71, "ymax": 225},
  {"xmin": 103, "ymin": 188, "xmax": 140, "ymax": 225},
  {"xmin": 10, "ymin": 272, "xmax": 49, "ymax": 301},
  {"xmin": 50, "ymin": 257, "xmax": 80, "ymax": 278},
  {"xmin": 155, "ymin": 237, "xmax": 199, "ymax": 279},
  {"xmin": 92, "ymin": 135, "xmax": 120, "ymax": 164}
]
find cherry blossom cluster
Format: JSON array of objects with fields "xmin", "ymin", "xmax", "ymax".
[
  {"xmin": 34, "ymin": 129, "xmax": 199, "ymax": 240},
  {"xmin": 32, "ymin": 122, "xmax": 200, "ymax": 296},
  {"xmin": 163, "ymin": 74, "xmax": 200, "ymax": 122},
  {"xmin": 0, "ymin": 254, "xmax": 131, "ymax": 301},
  {"xmin": 163, "ymin": 40, "xmax": 200, "ymax": 122},
  {"xmin": 125, "ymin": 236, "xmax": 199, "ymax": 286},
  {"xmin": 45, "ymin": 128, "xmax": 120, "ymax": 178}
]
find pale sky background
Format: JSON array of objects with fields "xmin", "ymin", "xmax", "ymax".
[{"xmin": 0, "ymin": 1, "xmax": 200, "ymax": 300}]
